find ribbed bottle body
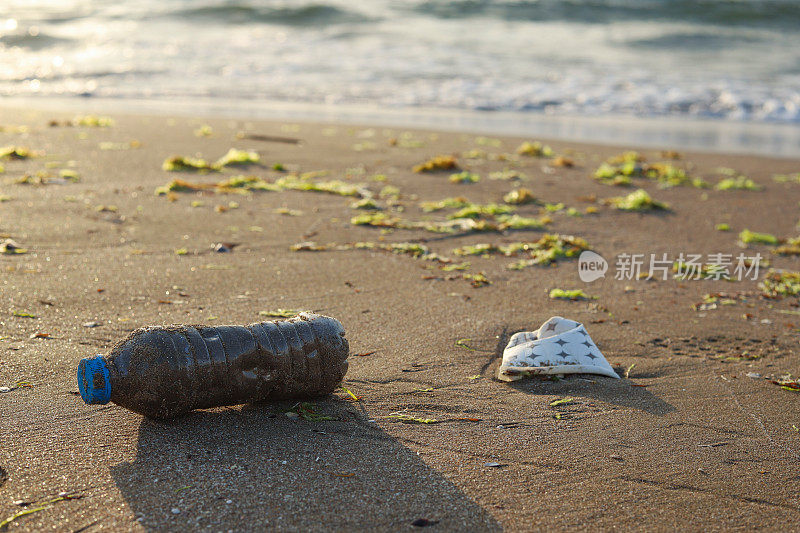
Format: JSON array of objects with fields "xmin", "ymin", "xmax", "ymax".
[{"xmin": 104, "ymin": 313, "xmax": 348, "ymax": 418}]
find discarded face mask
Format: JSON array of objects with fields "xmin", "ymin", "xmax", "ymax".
[{"xmin": 498, "ymin": 316, "xmax": 619, "ymax": 381}]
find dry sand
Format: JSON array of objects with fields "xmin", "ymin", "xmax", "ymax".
[{"xmin": 1, "ymin": 107, "xmax": 799, "ymax": 531}]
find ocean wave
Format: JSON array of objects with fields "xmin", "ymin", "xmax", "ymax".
[
  {"xmin": 0, "ymin": 31, "xmax": 73, "ymax": 51},
  {"xmin": 163, "ymin": 3, "xmax": 372, "ymax": 26},
  {"xmin": 406, "ymin": 0, "xmax": 800, "ymax": 29}
]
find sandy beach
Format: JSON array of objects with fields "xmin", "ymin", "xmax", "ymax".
[{"xmin": 1, "ymin": 106, "xmax": 800, "ymax": 531}]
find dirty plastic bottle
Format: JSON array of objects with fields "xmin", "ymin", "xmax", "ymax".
[{"xmin": 77, "ymin": 312, "xmax": 349, "ymax": 418}]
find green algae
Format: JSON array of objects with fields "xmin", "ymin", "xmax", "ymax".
[
  {"xmin": 420, "ymin": 196, "xmax": 471, "ymax": 212},
  {"xmin": 413, "ymin": 155, "xmax": 458, "ymax": 173},
  {"xmin": 603, "ymin": 189, "xmax": 669, "ymax": 211},
  {"xmin": 549, "ymin": 288, "xmax": 593, "ymax": 300},
  {"xmin": 739, "ymin": 229, "xmax": 778, "ymax": 245},
  {"xmin": 449, "ymin": 171, "xmax": 480, "ymax": 184},
  {"xmin": 503, "ymin": 188, "xmax": 538, "ymax": 205},
  {"xmin": 761, "ymin": 270, "xmax": 800, "ymax": 298},
  {"xmin": 715, "ymin": 176, "xmax": 762, "ymax": 191},
  {"xmin": 516, "ymin": 141, "xmax": 553, "ymax": 157}
]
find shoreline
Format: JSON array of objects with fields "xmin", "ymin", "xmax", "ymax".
[{"xmin": 3, "ymin": 95, "xmax": 800, "ymax": 159}]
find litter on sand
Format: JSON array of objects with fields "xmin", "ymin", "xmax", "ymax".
[{"xmin": 497, "ymin": 316, "xmax": 619, "ymax": 381}]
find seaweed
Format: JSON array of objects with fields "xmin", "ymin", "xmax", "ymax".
[
  {"xmin": 772, "ymin": 173, "xmax": 800, "ymax": 184},
  {"xmin": 419, "ymin": 197, "xmax": 469, "ymax": 212},
  {"xmin": 350, "ymin": 198, "xmax": 380, "ymax": 210},
  {"xmin": 550, "ymin": 156, "xmax": 574, "ymax": 168},
  {"xmin": 516, "ymin": 141, "xmax": 553, "ymax": 157},
  {"xmin": 739, "ymin": 229, "xmax": 778, "ymax": 246},
  {"xmin": 503, "ymin": 188, "xmax": 538, "ymax": 205},
  {"xmin": 162, "ymin": 156, "xmax": 215, "ymax": 172},
  {"xmin": 549, "ymin": 288, "xmax": 592, "ymax": 300},
  {"xmin": 276, "ymin": 175, "xmax": 369, "ymax": 197},
  {"xmin": 194, "ymin": 124, "xmax": 213, "ymax": 137},
  {"xmin": 289, "ymin": 402, "xmax": 336, "ymax": 421},
  {"xmin": 453, "ymin": 234, "xmax": 588, "ymax": 268},
  {"xmin": 0, "ymin": 146, "xmax": 32, "ymax": 160},
  {"xmin": 463, "ymin": 272, "xmax": 491, "ymax": 287},
  {"xmin": 715, "ymin": 223, "xmax": 730, "ymax": 231},
  {"xmin": 449, "ymin": 203, "xmax": 513, "ymax": 219},
  {"xmin": 593, "ymin": 152, "xmax": 704, "ymax": 188},
  {"xmin": 774, "ymin": 237, "xmax": 800, "ymax": 256},
  {"xmin": 351, "ymin": 212, "xmax": 400, "ymax": 227},
  {"xmin": 413, "ymin": 155, "xmax": 458, "ymax": 173},
  {"xmin": 385, "ymin": 413, "xmax": 438, "ymax": 424},
  {"xmin": 494, "ymin": 214, "xmax": 548, "ymax": 230},
  {"xmin": 215, "ymin": 148, "xmax": 260, "ymax": 167},
  {"xmin": 760, "ymin": 270, "xmax": 800, "ymax": 298},
  {"xmin": 449, "ymin": 171, "xmax": 480, "ymax": 184},
  {"xmin": 715, "ymin": 176, "xmax": 761, "ymax": 191},
  {"xmin": 603, "ymin": 189, "xmax": 669, "ymax": 211},
  {"xmin": 162, "ymin": 149, "xmax": 260, "ymax": 172},
  {"xmin": 505, "ymin": 234, "xmax": 589, "ymax": 269},
  {"xmin": 73, "ymin": 115, "xmax": 114, "ymax": 127}
]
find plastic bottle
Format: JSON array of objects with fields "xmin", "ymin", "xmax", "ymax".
[{"xmin": 77, "ymin": 312, "xmax": 349, "ymax": 418}]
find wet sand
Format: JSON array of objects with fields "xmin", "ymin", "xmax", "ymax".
[{"xmin": 1, "ymin": 107, "xmax": 799, "ymax": 531}]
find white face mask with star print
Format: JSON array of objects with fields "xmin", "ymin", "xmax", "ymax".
[{"xmin": 497, "ymin": 316, "xmax": 619, "ymax": 381}]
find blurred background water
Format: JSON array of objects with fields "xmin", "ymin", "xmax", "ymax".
[{"xmin": 2, "ymin": 0, "xmax": 799, "ymax": 124}]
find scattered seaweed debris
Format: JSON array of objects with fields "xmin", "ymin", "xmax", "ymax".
[
  {"xmin": 602, "ymin": 189, "xmax": 669, "ymax": 211},
  {"xmin": 420, "ymin": 197, "xmax": 471, "ymax": 212},
  {"xmin": 292, "ymin": 241, "xmax": 449, "ymax": 263},
  {"xmin": 549, "ymin": 288, "xmax": 592, "ymax": 300},
  {"xmin": 516, "ymin": 141, "xmax": 553, "ymax": 157},
  {"xmin": 489, "ymin": 169, "xmax": 526, "ymax": 181},
  {"xmin": 768, "ymin": 376, "xmax": 800, "ymax": 392},
  {"xmin": 413, "ymin": 155, "xmax": 458, "ymax": 173},
  {"xmin": 593, "ymin": 151, "xmax": 705, "ymax": 188},
  {"xmin": 715, "ymin": 223, "xmax": 731, "ymax": 231},
  {"xmin": 463, "ymin": 272, "xmax": 491, "ymax": 288},
  {"xmin": 506, "ymin": 234, "xmax": 590, "ymax": 269},
  {"xmin": 259, "ymin": 309, "xmax": 301, "ymax": 318},
  {"xmin": 162, "ymin": 156, "xmax": 215, "ymax": 172},
  {"xmin": 351, "ymin": 212, "xmax": 400, "ymax": 227},
  {"xmin": 503, "ymin": 188, "xmax": 538, "ymax": 205},
  {"xmin": 772, "ymin": 173, "xmax": 800, "ymax": 184},
  {"xmin": 449, "ymin": 203, "xmax": 514, "ymax": 219},
  {"xmin": 215, "ymin": 148, "xmax": 260, "ymax": 167},
  {"xmin": 452, "ymin": 234, "xmax": 589, "ymax": 269},
  {"xmin": 449, "ymin": 171, "xmax": 480, "ymax": 184},
  {"xmin": 715, "ymin": 175, "xmax": 761, "ymax": 191},
  {"xmin": 275, "ymin": 175, "xmax": 369, "ymax": 197},
  {"xmin": 0, "ymin": 493, "xmax": 83, "ymax": 530},
  {"xmin": 72, "ymin": 115, "xmax": 114, "ymax": 127},
  {"xmin": 162, "ymin": 149, "xmax": 260, "ymax": 172},
  {"xmin": 692, "ymin": 292, "xmax": 749, "ymax": 311},
  {"xmin": 774, "ymin": 236, "xmax": 800, "ymax": 256},
  {"xmin": 739, "ymin": 229, "xmax": 778, "ymax": 246},
  {"xmin": 0, "ymin": 146, "xmax": 33, "ymax": 160},
  {"xmin": 550, "ymin": 156, "xmax": 575, "ymax": 168},
  {"xmin": 760, "ymin": 270, "xmax": 800, "ymax": 298},
  {"xmin": 385, "ymin": 413, "xmax": 439, "ymax": 424},
  {"xmin": 288, "ymin": 402, "xmax": 337, "ymax": 422},
  {"xmin": 194, "ymin": 124, "xmax": 213, "ymax": 137},
  {"xmin": 350, "ymin": 198, "xmax": 380, "ymax": 210},
  {"xmin": 156, "ymin": 174, "xmax": 368, "ymax": 198}
]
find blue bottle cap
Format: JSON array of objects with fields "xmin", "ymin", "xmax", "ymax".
[{"xmin": 77, "ymin": 355, "xmax": 111, "ymax": 405}]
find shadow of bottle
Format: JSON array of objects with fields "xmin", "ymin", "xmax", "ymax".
[{"xmin": 110, "ymin": 401, "xmax": 501, "ymax": 531}]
